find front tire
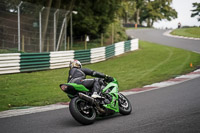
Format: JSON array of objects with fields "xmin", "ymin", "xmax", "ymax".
[
  {"xmin": 118, "ymin": 93, "xmax": 132, "ymax": 115},
  {"xmin": 69, "ymin": 97, "xmax": 96, "ymax": 125}
]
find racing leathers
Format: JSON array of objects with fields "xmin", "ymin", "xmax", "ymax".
[{"xmin": 67, "ymin": 67, "xmax": 107, "ymax": 97}]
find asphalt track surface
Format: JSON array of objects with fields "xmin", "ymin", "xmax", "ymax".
[
  {"xmin": 1, "ymin": 29, "xmax": 200, "ymax": 133},
  {"xmin": 126, "ymin": 29, "xmax": 200, "ymax": 53}
]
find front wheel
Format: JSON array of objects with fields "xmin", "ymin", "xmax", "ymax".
[
  {"xmin": 118, "ymin": 93, "xmax": 132, "ymax": 115},
  {"xmin": 69, "ymin": 97, "xmax": 96, "ymax": 125}
]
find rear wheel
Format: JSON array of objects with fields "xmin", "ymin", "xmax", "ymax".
[
  {"xmin": 118, "ymin": 93, "xmax": 132, "ymax": 115},
  {"xmin": 69, "ymin": 97, "xmax": 96, "ymax": 125}
]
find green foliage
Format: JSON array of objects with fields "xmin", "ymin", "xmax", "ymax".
[
  {"xmin": 0, "ymin": 0, "xmax": 21, "ymax": 12},
  {"xmin": 191, "ymin": 2, "xmax": 200, "ymax": 21},
  {"xmin": 116, "ymin": 0, "xmax": 177, "ymax": 27},
  {"xmin": 105, "ymin": 20, "xmax": 128, "ymax": 43},
  {"xmin": 72, "ymin": 0, "xmax": 121, "ymax": 37},
  {"xmin": 140, "ymin": 0, "xmax": 177, "ymax": 27},
  {"xmin": 117, "ymin": 0, "xmax": 136, "ymax": 24}
]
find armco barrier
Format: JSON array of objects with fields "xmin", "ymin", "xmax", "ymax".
[
  {"xmin": 115, "ymin": 42, "xmax": 125, "ymax": 56},
  {"xmin": 131, "ymin": 39, "xmax": 139, "ymax": 51},
  {"xmin": 105, "ymin": 44, "xmax": 115, "ymax": 59},
  {"xmin": 0, "ymin": 53, "xmax": 20, "ymax": 74},
  {"xmin": 91, "ymin": 47, "xmax": 105, "ymax": 63},
  {"xmin": 124, "ymin": 40, "xmax": 131, "ymax": 52},
  {"xmin": 50, "ymin": 51, "xmax": 74, "ymax": 69},
  {"xmin": 20, "ymin": 53, "xmax": 50, "ymax": 72},
  {"xmin": 74, "ymin": 49, "xmax": 91, "ymax": 64},
  {"xmin": 0, "ymin": 39, "xmax": 138, "ymax": 74}
]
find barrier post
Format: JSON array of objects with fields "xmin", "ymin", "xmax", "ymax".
[
  {"xmin": 85, "ymin": 34, "xmax": 87, "ymax": 50},
  {"xmin": 112, "ymin": 23, "xmax": 114, "ymax": 44},
  {"xmin": 67, "ymin": 36, "xmax": 70, "ymax": 50},
  {"xmin": 17, "ymin": 1, "xmax": 23, "ymax": 51},
  {"xmin": 101, "ymin": 33, "xmax": 103, "ymax": 47},
  {"xmin": 47, "ymin": 37, "xmax": 49, "ymax": 52},
  {"xmin": 22, "ymin": 35, "xmax": 24, "ymax": 52}
]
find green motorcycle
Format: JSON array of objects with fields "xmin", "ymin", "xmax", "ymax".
[{"xmin": 60, "ymin": 78, "xmax": 132, "ymax": 125}]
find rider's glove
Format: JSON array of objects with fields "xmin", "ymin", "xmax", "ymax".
[{"xmin": 105, "ymin": 75, "xmax": 114, "ymax": 82}]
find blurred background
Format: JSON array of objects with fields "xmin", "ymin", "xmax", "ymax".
[{"xmin": 0, "ymin": 0, "xmax": 199, "ymax": 53}]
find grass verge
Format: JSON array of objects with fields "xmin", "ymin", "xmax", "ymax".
[
  {"xmin": 0, "ymin": 40, "xmax": 200, "ymax": 111},
  {"xmin": 170, "ymin": 27, "xmax": 200, "ymax": 38}
]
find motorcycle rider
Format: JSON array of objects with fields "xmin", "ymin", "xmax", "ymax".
[{"xmin": 68, "ymin": 60, "xmax": 113, "ymax": 98}]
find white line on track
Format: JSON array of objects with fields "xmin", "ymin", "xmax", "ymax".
[{"xmin": 163, "ymin": 30, "xmax": 200, "ymax": 40}]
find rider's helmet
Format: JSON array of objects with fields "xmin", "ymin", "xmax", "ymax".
[{"xmin": 69, "ymin": 60, "xmax": 82, "ymax": 69}]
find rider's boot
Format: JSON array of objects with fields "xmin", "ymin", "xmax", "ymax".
[{"xmin": 91, "ymin": 92, "xmax": 101, "ymax": 98}]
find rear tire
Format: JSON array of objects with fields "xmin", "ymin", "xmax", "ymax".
[
  {"xmin": 118, "ymin": 93, "xmax": 132, "ymax": 115},
  {"xmin": 69, "ymin": 97, "xmax": 96, "ymax": 125}
]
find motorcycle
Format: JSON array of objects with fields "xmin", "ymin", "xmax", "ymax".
[{"xmin": 60, "ymin": 77, "xmax": 132, "ymax": 125}]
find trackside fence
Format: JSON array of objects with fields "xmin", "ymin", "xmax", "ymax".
[{"xmin": 0, "ymin": 39, "xmax": 138, "ymax": 74}]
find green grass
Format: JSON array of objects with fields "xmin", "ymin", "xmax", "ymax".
[
  {"xmin": 171, "ymin": 27, "xmax": 200, "ymax": 38},
  {"xmin": 71, "ymin": 40, "xmax": 102, "ymax": 50},
  {"xmin": 0, "ymin": 49, "xmax": 20, "ymax": 54},
  {"xmin": 1, "ymin": 40, "xmax": 200, "ymax": 111}
]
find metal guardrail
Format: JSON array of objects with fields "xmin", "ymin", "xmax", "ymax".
[
  {"xmin": 0, "ymin": 39, "xmax": 138, "ymax": 74},
  {"xmin": 0, "ymin": 53, "xmax": 20, "ymax": 74}
]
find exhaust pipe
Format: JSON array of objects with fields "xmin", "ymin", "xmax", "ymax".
[
  {"xmin": 79, "ymin": 93, "xmax": 94, "ymax": 104},
  {"xmin": 79, "ymin": 93, "xmax": 106, "ymax": 113}
]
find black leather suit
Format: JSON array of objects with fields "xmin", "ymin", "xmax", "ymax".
[{"xmin": 67, "ymin": 67, "xmax": 106, "ymax": 93}]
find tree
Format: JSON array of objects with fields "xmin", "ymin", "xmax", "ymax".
[
  {"xmin": 72, "ymin": 0, "xmax": 121, "ymax": 37},
  {"xmin": 117, "ymin": 0, "xmax": 136, "ymax": 24},
  {"xmin": 191, "ymin": 2, "xmax": 200, "ymax": 22},
  {"xmin": 140, "ymin": 0, "xmax": 177, "ymax": 27},
  {"xmin": 135, "ymin": 0, "xmax": 145, "ymax": 25}
]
